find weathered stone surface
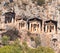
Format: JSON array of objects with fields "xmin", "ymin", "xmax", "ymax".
[{"xmin": 0, "ymin": 0, "xmax": 60, "ymax": 50}]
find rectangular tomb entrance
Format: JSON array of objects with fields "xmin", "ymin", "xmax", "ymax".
[
  {"xmin": 28, "ymin": 18, "xmax": 42, "ymax": 33},
  {"xmin": 44, "ymin": 20, "xmax": 57, "ymax": 34}
]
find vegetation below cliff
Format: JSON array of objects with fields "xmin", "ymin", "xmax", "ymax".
[
  {"xmin": 0, "ymin": 27, "xmax": 55, "ymax": 53},
  {"xmin": 0, "ymin": 41, "xmax": 54, "ymax": 53}
]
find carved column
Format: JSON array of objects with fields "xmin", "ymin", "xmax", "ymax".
[
  {"xmin": 12, "ymin": 18, "xmax": 14, "ymax": 23},
  {"xmin": 48, "ymin": 25, "xmax": 50, "ymax": 33},
  {"xmin": 46, "ymin": 25, "xmax": 47, "ymax": 32},
  {"xmin": 29, "ymin": 23, "xmax": 31, "ymax": 32}
]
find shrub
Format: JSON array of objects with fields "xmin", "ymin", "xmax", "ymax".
[
  {"xmin": 27, "ymin": 46, "xmax": 54, "ymax": 53},
  {"xmin": 35, "ymin": 36, "xmax": 41, "ymax": 48},
  {"xmin": 2, "ymin": 35, "xmax": 10, "ymax": 45},
  {"xmin": 0, "ymin": 44, "xmax": 55, "ymax": 53},
  {"xmin": 0, "ymin": 45, "xmax": 23, "ymax": 53}
]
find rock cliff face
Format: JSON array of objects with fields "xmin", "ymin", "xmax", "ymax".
[
  {"xmin": 0, "ymin": 0, "xmax": 41, "ymax": 18},
  {"xmin": 0, "ymin": 0, "xmax": 60, "ymax": 49},
  {"xmin": 0, "ymin": 0, "xmax": 60, "ymax": 19},
  {"xmin": 0, "ymin": 0, "xmax": 60, "ymax": 32}
]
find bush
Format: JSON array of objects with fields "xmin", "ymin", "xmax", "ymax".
[
  {"xmin": 28, "ymin": 46, "xmax": 55, "ymax": 53},
  {"xmin": 35, "ymin": 36, "xmax": 41, "ymax": 47},
  {"xmin": 0, "ymin": 45, "xmax": 54, "ymax": 53},
  {"xmin": 0, "ymin": 45, "xmax": 23, "ymax": 53},
  {"xmin": 2, "ymin": 36, "xmax": 10, "ymax": 45}
]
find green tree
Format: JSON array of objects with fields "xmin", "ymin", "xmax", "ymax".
[
  {"xmin": 35, "ymin": 36, "xmax": 41, "ymax": 48},
  {"xmin": 36, "ymin": 46, "xmax": 55, "ymax": 53},
  {"xmin": 2, "ymin": 35, "xmax": 10, "ymax": 45},
  {"xmin": 0, "ymin": 44, "xmax": 55, "ymax": 53},
  {"xmin": 12, "ymin": 39, "xmax": 21, "ymax": 47},
  {"xmin": 28, "ymin": 46, "xmax": 54, "ymax": 53},
  {"xmin": 0, "ymin": 45, "xmax": 23, "ymax": 53}
]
